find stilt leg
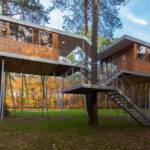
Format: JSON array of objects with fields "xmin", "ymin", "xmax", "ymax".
[
  {"xmin": 41, "ymin": 75, "xmax": 49, "ymax": 118},
  {"xmin": 1, "ymin": 63, "xmax": 8, "ymax": 120},
  {"xmin": 54, "ymin": 72, "xmax": 64, "ymax": 119},
  {"xmin": 21, "ymin": 62, "xmax": 24, "ymax": 120},
  {"xmin": 0, "ymin": 58, "xmax": 4, "ymax": 119}
]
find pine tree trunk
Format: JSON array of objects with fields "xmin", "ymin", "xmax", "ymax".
[
  {"xmin": 2, "ymin": 0, "xmax": 7, "ymax": 15},
  {"xmin": 84, "ymin": 0, "xmax": 91, "ymax": 118},
  {"xmin": 88, "ymin": 0, "xmax": 98, "ymax": 126}
]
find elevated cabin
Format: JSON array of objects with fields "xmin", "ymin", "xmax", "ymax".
[
  {"xmin": 61, "ymin": 35, "xmax": 150, "ymax": 126},
  {"xmin": 99, "ymin": 35, "xmax": 150, "ymax": 78},
  {"xmin": 0, "ymin": 15, "xmax": 90, "ymax": 76}
]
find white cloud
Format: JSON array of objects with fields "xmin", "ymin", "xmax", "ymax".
[
  {"xmin": 127, "ymin": 14, "xmax": 148, "ymax": 25},
  {"xmin": 119, "ymin": 7, "xmax": 148, "ymax": 26}
]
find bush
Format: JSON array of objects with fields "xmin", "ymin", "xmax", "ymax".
[{"xmin": 4, "ymin": 103, "xmax": 10, "ymax": 116}]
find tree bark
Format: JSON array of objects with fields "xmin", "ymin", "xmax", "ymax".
[
  {"xmin": 2, "ymin": 0, "xmax": 7, "ymax": 15},
  {"xmin": 88, "ymin": 0, "xmax": 98, "ymax": 125},
  {"xmin": 84, "ymin": 0, "xmax": 91, "ymax": 118}
]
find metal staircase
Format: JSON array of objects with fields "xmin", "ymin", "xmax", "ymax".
[
  {"xmin": 99, "ymin": 68, "xmax": 150, "ymax": 126},
  {"xmin": 106, "ymin": 88, "xmax": 150, "ymax": 126}
]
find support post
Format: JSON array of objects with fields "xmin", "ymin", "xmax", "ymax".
[
  {"xmin": 1, "ymin": 64, "xmax": 8, "ymax": 120},
  {"xmin": 21, "ymin": 62, "xmax": 24, "ymax": 120},
  {"xmin": 54, "ymin": 71, "xmax": 64, "ymax": 119},
  {"xmin": 41, "ymin": 75, "xmax": 49, "ymax": 118},
  {"xmin": 0, "ymin": 58, "xmax": 4, "ymax": 119},
  {"xmin": 24, "ymin": 74, "xmax": 32, "ymax": 118},
  {"xmin": 148, "ymin": 81, "xmax": 150, "ymax": 112}
]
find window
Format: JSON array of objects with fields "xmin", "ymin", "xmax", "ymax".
[
  {"xmin": 148, "ymin": 48, "xmax": 150, "ymax": 61},
  {"xmin": 34, "ymin": 29, "xmax": 39, "ymax": 45},
  {"xmin": 112, "ymin": 54, "xmax": 117, "ymax": 71},
  {"xmin": 10, "ymin": 23, "xmax": 18, "ymax": 41},
  {"xmin": 22, "ymin": 26, "xmax": 32, "ymax": 44},
  {"xmin": 102, "ymin": 60, "xmax": 106, "ymax": 72},
  {"xmin": 137, "ymin": 45, "xmax": 146, "ymax": 61},
  {"xmin": 1, "ymin": 21, "xmax": 7, "ymax": 38},
  {"xmin": 41, "ymin": 31, "xmax": 52, "ymax": 47}
]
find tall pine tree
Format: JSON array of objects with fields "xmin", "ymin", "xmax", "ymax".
[{"xmin": 0, "ymin": 0, "xmax": 50, "ymax": 24}]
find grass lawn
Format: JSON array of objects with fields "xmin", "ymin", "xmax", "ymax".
[{"xmin": 0, "ymin": 109, "xmax": 149, "ymax": 150}]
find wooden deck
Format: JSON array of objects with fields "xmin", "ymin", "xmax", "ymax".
[{"xmin": 61, "ymin": 84, "xmax": 115, "ymax": 94}]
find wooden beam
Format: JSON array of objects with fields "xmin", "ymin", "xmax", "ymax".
[
  {"xmin": 39, "ymin": 30, "xmax": 41, "ymax": 45},
  {"xmin": 7, "ymin": 22, "xmax": 9, "ymax": 39},
  {"xmin": 133, "ymin": 43, "xmax": 138, "ymax": 59},
  {"xmin": 0, "ymin": 21, "xmax": 1, "ymax": 38},
  {"xmin": 32, "ymin": 28, "xmax": 34, "ymax": 44},
  {"xmin": 52, "ymin": 33, "xmax": 58, "ymax": 49}
]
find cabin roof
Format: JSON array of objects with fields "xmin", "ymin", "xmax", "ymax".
[
  {"xmin": 0, "ymin": 15, "xmax": 91, "ymax": 57},
  {"xmin": 98, "ymin": 35, "xmax": 150, "ymax": 60}
]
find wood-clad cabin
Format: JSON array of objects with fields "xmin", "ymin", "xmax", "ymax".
[
  {"xmin": 0, "ymin": 15, "xmax": 90, "ymax": 63},
  {"xmin": 99, "ymin": 35, "xmax": 150, "ymax": 76},
  {"xmin": 0, "ymin": 15, "xmax": 90, "ymax": 76}
]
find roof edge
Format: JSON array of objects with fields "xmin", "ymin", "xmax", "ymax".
[{"xmin": 0, "ymin": 15, "xmax": 91, "ymax": 45}]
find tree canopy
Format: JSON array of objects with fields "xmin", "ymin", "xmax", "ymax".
[
  {"xmin": 50, "ymin": 0, "xmax": 128, "ymax": 38},
  {"xmin": 0, "ymin": 0, "xmax": 50, "ymax": 24}
]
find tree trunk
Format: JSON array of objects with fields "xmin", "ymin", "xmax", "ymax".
[
  {"xmin": 88, "ymin": 0, "xmax": 98, "ymax": 125},
  {"xmin": 84, "ymin": 0, "xmax": 91, "ymax": 118},
  {"xmin": 2, "ymin": 0, "xmax": 7, "ymax": 15}
]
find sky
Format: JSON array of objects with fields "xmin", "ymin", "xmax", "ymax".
[{"xmin": 40, "ymin": 0, "xmax": 150, "ymax": 42}]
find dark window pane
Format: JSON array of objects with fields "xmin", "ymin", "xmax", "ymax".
[
  {"xmin": 34, "ymin": 29, "xmax": 39, "ymax": 45},
  {"xmin": 1, "ymin": 21, "xmax": 7, "ymax": 38},
  {"xmin": 41, "ymin": 31, "xmax": 52, "ymax": 47},
  {"xmin": 9, "ymin": 23, "xmax": 18, "ymax": 41},
  {"xmin": 22, "ymin": 26, "xmax": 32, "ymax": 43},
  {"xmin": 137, "ymin": 45, "xmax": 146, "ymax": 61}
]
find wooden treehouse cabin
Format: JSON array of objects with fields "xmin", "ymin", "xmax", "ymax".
[
  {"xmin": 0, "ymin": 15, "xmax": 91, "ymax": 120},
  {"xmin": 62, "ymin": 35, "xmax": 150, "ymax": 126},
  {"xmin": 0, "ymin": 15, "xmax": 91, "ymax": 76}
]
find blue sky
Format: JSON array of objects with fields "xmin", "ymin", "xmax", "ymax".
[{"xmin": 41, "ymin": 0, "xmax": 150, "ymax": 42}]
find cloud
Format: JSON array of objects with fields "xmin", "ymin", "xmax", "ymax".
[
  {"xmin": 119, "ymin": 7, "xmax": 148, "ymax": 26},
  {"xmin": 126, "ymin": 14, "xmax": 148, "ymax": 25}
]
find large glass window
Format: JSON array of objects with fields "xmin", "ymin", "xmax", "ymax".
[
  {"xmin": 112, "ymin": 54, "xmax": 117, "ymax": 71},
  {"xmin": 107, "ymin": 57, "xmax": 112, "ymax": 72},
  {"xmin": 148, "ymin": 48, "xmax": 150, "ymax": 62},
  {"xmin": 137, "ymin": 45, "xmax": 146, "ymax": 61},
  {"xmin": 34, "ymin": 29, "xmax": 39, "ymax": 45},
  {"xmin": 22, "ymin": 26, "xmax": 32, "ymax": 44},
  {"xmin": 41, "ymin": 31, "xmax": 52, "ymax": 47},
  {"xmin": 0, "ymin": 20, "xmax": 53, "ymax": 47},
  {"xmin": 10, "ymin": 23, "xmax": 18, "ymax": 41},
  {"xmin": 102, "ymin": 60, "xmax": 106, "ymax": 72},
  {"xmin": 1, "ymin": 21, "xmax": 7, "ymax": 38}
]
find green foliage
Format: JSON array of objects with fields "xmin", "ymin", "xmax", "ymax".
[
  {"xmin": 50, "ymin": 0, "xmax": 129, "ymax": 38},
  {"xmin": 0, "ymin": 0, "xmax": 50, "ymax": 24}
]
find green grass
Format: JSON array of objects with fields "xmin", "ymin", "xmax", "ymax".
[{"xmin": 0, "ymin": 109, "xmax": 149, "ymax": 150}]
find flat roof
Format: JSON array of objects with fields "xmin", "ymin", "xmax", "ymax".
[
  {"xmin": 61, "ymin": 84, "xmax": 115, "ymax": 94},
  {"xmin": 0, "ymin": 51, "xmax": 80, "ymax": 76},
  {"xmin": 98, "ymin": 35, "xmax": 150, "ymax": 60},
  {"xmin": 0, "ymin": 15, "xmax": 91, "ymax": 57}
]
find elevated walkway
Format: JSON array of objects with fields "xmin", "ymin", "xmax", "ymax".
[{"xmin": 61, "ymin": 60, "xmax": 150, "ymax": 126}]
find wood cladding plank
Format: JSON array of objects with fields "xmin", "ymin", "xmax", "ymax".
[
  {"xmin": 52, "ymin": 33, "xmax": 58, "ymax": 49},
  {"xmin": 0, "ymin": 38, "xmax": 59, "ymax": 61}
]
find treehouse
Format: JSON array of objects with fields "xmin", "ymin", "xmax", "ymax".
[
  {"xmin": 0, "ymin": 15, "xmax": 90, "ymax": 75},
  {"xmin": 62, "ymin": 35, "xmax": 150, "ymax": 126}
]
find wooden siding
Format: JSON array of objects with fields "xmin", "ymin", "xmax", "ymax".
[
  {"xmin": 0, "ymin": 37, "xmax": 59, "ymax": 60},
  {"xmin": 134, "ymin": 60, "xmax": 150, "ymax": 74}
]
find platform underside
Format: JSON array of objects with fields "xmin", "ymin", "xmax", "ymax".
[
  {"xmin": 0, "ymin": 51, "xmax": 80, "ymax": 76},
  {"xmin": 61, "ymin": 84, "xmax": 116, "ymax": 94}
]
